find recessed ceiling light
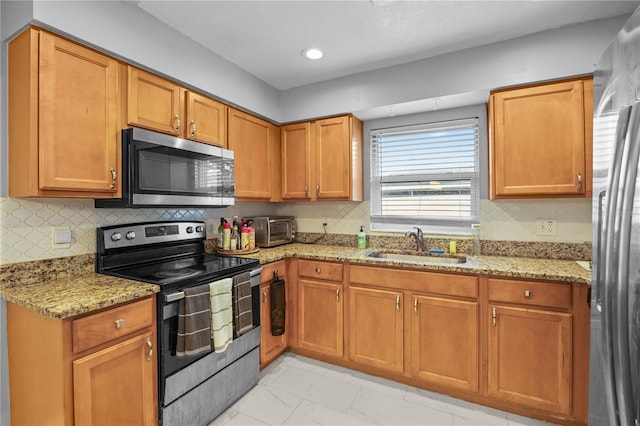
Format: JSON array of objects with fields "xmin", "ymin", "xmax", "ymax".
[{"xmin": 302, "ymin": 48, "xmax": 324, "ymax": 60}]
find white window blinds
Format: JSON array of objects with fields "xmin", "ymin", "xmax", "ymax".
[{"xmin": 370, "ymin": 118, "xmax": 480, "ymax": 233}]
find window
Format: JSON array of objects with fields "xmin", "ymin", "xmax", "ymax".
[{"xmin": 370, "ymin": 118, "xmax": 480, "ymax": 233}]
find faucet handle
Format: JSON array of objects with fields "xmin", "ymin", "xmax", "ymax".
[{"xmin": 413, "ymin": 227, "xmax": 424, "ymax": 238}]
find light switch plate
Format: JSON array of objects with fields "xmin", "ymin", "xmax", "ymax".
[{"xmin": 52, "ymin": 226, "xmax": 72, "ymax": 249}]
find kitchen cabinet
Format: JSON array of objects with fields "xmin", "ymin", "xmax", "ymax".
[
  {"xmin": 489, "ymin": 76, "xmax": 593, "ymax": 198},
  {"xmin": 228, "ymin": 108, "xmax": 282, "ymax": 201},
  {"xmin": 128, "ymin": 66, "xmax": 227, "ymax": 147},
  {"xmin": 348, "ymin": 285, "xmax": 404, "ymax": 373},
  {"xmin": 259, "ymin": 261, "xmax": 288, "ymax": 367},
  {"xmin": 8, "ymin": 27, "xmax": 121, "ymax": 198},
  {"xmin": 7, "ymin": 296, "xmax": 157, "ymax": 426},
  {"xmin": 348, "ymin": 266, "xmax": 479, "ymax": 390},
  {"xmin": 487, "ymin": 278, "xmax": 573, "ymax": 415},
  {"xmin": 297, "ymin": 260, "xmax": 344, "ymax": 358},
  {"xmin": 411, "ymin": 293, "xmax": 479, "ymax": 393},
  {"xmin": 281, "ymin": 115, "xmax": 363, "ymax": 201}
]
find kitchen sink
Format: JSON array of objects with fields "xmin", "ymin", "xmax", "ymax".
[{"xmin": 367, "ymin": 251, "xmax": 467, "ymax": 264}]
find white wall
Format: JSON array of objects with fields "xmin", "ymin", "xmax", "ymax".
[{"xmin": 280, "ymin": 15, "xmax": 625, "ymax": 122}]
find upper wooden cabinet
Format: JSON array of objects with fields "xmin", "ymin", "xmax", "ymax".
[
  {"xmin": 228, "ymin": 108, "xmax": 281, "ymax": 201},
  {"xmin": 281, "ymin": 115, "xmax": 363, "ymax": 201},
  {"xmin": 128, "ymin": 67, "xmax": 227, "ymax": 147},
  {"xmin": 489, "ymin": 76, "xmax": 593, "ymax": 198},
  {"xmin": 8, "ymin": 27, "xmax": 121, "ymax": 198}
]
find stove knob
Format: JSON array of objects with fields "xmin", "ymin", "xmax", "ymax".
[
  {"xmin": 110, "ymin": 232, "xmax": 122, "ymax": 242},
  {"xmin": 126, "ymin": 231, "xmax": 136, "ymax": 240},
  {"xmin": 196, "ymin": 226, "xmax": 204, "ymax": 233},
  {"xmin": 186, "ymin": 226, "xmax": 194, "ymax": 233}
]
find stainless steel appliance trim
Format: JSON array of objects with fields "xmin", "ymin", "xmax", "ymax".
[
  {"xmin": 131, "ymin": 127, "xmax": 228, "ymax": 157},
  {"xmin": 132, "ymin": 193, "xmax": 225, "ymax": 206}
]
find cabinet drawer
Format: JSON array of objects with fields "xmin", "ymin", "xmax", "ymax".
[
  {"xmin": 260, "ymin": 260, "xmax": 286, "ymax": 285},
  {"xmin": 488, "ymin": 278, "xmax": 571, "ymax": 309},
  {"xmin": 298, "ymin": 260, "xmax": 343, "ymax": 282},
  {"xmin": 72, "ymin": 297, "xmax": 154, "ymax": 354}
]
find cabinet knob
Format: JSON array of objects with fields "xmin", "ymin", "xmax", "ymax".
[
  {"xmin": 114, "ymin": 319, "xmax": 126, "ymax": 329},
  {"xmin": 524, "ymin": 290, "xmax": 533, "ymax": 298}
]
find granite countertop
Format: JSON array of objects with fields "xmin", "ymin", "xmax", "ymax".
[
  {"xmin": 235, "ymin": 243, "xmax": 592, "ymax": 285},
  {"xmin": 0, "ymin": 274, "xmax": 159, "ymax": 320},
  {"xmin": 0, "ymin": 242, "xmax": 590, "ymax": 320}
]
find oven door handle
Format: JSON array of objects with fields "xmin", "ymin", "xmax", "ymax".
[{"xmin": 165, "ymin": 267, "xmax": 262, "ymax": 303}]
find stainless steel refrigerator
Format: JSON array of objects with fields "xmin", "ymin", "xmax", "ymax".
[{"xmin": 590, "ymin": 6, "xmax": 640, "ymax": 425}]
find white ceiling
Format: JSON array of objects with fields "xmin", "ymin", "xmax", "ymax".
[{"xmin": 134, "ymin": 0, "xmax": 639, "ymax": 92}]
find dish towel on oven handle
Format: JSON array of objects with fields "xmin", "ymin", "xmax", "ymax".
[
  {"xmin": 232, "ymin": 271, "xmax": 253, "ymax": 337},
  {"xmin": 270, "ymin": 270, "xmax": 286, "ymax": 336},
  {"xmin": 176, "ymin": 283, "xmax": 212, "ymax": 357},
  {"xmin": 210, "ymin": 278, "xmax": 233, "ymax": 353}
]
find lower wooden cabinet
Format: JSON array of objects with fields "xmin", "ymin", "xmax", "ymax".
[
  {"xmin": 7, "ymin": 296, "xmax": 157, "ymax": 426},
  {"xmin": 73, "ymin": 331, "xmax": 156, "ymax": 425},
  {"xmin": 411, "ymin": 294, "xmax": 479, "ymax": 392},
  {"xmin": 298, "ymin": 278, "xmax": 344, "ymax": 357},
  {"xmin": 259, "ymin": 260, "xmax": 288, "ymax": 367},
  {"xmin": 348, "ymin": 286, "xmax": 404, "ymax": 373}
]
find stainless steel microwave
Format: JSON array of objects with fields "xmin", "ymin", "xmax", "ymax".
[{"xmin": 95, "ymin": 128, "xmax": 234, "ymax": 208}]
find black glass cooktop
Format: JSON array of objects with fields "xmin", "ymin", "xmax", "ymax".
[{"xmin": 109, "ymin": 253, "xmax": 259, "ymax": 293}]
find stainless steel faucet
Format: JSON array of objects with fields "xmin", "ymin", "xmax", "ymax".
[{"xmin": 405, "ymin": 227, "xmax": 424, "ymax": 252}]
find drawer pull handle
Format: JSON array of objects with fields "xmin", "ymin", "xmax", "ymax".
[
  {"xmin": 413, "ymin": 297, "xmax": 418, "ymax": 315},
  {"xmin": 316, "ymin": 184, "xmax": 320, "ymax": 195},
  {"xmin": 577, "ymin": 172, "xmax": 583, "ymax": 191},
  {"xmin": 316, "ymin": 268, "xmax": 321, "ymax": 273},
  {"xmin": 396, "ymin": 295, "xmax": 400, "ymax": 312},
  {"xmin": 524, "ymin": 290, "xmax": 533, "ymax": 298},
  {"xmin": 114, "ymin": 319, "xmax": 126, "ymax": 329},
  {"xmin": 146, "ymin": 337, "xmax": 153, "ymax": 361},
  {"xmin": 174, "ymin": 115, "xmax": 181, "ymax": 133},
  {"xmin": 336, "ymin": 287, "xmax": 340, "ymax": 302},
  {"xmin": 190, "ymin": 120, "xmax": 196, "ymax": 137},
  {"xmin": 305, "ymin": 184, "xmax": 308, "ymax": 198},
  {"xmin": 492, "ymin": 307, "xmax": 497, "ymax": 327}
]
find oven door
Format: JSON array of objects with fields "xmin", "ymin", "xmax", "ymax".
[{"xmin": 159, "ymin": 268, "xmax": 261, "ymax": 402}]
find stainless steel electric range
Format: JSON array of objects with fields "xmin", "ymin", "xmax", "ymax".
[{"xmin": 96, "ymin": 221, "xmax": 261, "ymax": 426}]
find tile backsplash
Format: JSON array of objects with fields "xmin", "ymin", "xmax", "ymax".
[{"xmin": 1, "ymin": 196, "xmax": 592, "ymax": 265}]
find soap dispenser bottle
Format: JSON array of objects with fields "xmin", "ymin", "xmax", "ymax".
[{"xmin": 357, "ymin": 226, "xmax": 367, "ymax": 248}]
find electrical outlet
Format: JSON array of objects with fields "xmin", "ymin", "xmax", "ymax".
[
  {"xmin": 322, "ymin": 217, "xmax": 328, "ymax": 227},
  {"xmin": 536, "ymin": 219, "xmax": 557, "ymax": 236}
]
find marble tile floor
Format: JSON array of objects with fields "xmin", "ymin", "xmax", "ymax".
[{"xmin": 210, "ymin": 353, "xmax": 558, "ymax": 426}]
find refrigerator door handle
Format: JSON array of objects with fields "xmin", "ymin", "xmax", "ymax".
[
  {"xmin": 595, "ymin": 189, "xmax": 606, "ymax": 310},
  {"xmin": 612, "ymin": 102, "xmax": 640, "ymax": 426},
  {"xmin": 601, "ymin": 104, "xmax": 632, "ymax": 426}
]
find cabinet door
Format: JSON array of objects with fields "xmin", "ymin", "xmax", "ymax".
[
  {"xmin": 411, "ymin": 294, "xmax": 479, "ymax": 392},
  {"xmin": 491, "ymin": 79, "xmax": 586, "ymax": 197},
  {"xmin": 349, "ymin": 286, "xmax": 403, "ymax": 373},
  {"xmin": 38, "ymin": 31, "xmax": 119, "ymax": 193},
  {"xmin": 128, "ymin": 67, "xmax": 183, "ymax": 135},
  {"xmin": 281, "ymin": 122, "xmax": 312, "ymax": 200},
  {"xmin": 298, "ymin": 278, "xmax": 343, "ymax": 357},
  {"xmin": 73, "ymin": 331, "xmax": 156, "ymax": 426},
  {"xmin": 229, "ymin": 108, "xmax": 281, "ymax": 200},
  {"xmin": 260, "ymin": 281, "xmax": 287, "ymax": 367},
  {"xmin": 186, "ymin": 92, "xmax": 227, "ymax": 147},
  {"xmin": 314, "ymin": 116, "xmax": 351, "ymax": 199},
  {"xmin": 488, "ymin": 305, "xmax": 572, "ymax": 414}
]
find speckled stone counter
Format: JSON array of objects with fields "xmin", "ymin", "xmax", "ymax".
[
  {"xmin": 0, "ymin": 273, "xmax": 159, "ymax": 320},
  {"xmin": 231, "ymin": 243, "xmax": 592, "ymax": 285}
]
